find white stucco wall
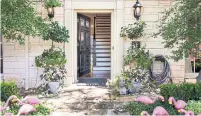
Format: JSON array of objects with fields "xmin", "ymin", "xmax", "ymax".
[{"xmin": 2, "ymin": 0, "xmax": 185, "ymax": 89}]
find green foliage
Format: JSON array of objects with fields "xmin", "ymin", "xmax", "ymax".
[
  {"xmin": 124, "ymin": 43, "xmax": 152, "ymax": 70},
  {"xmin": 120, "ymin": 21, "xmax": 146, "ymax": 40},
  {"xmin": 185, "ymin": 100, "xmax": 201, "ymax": 114},
  {"xmin": 1, "ymin": 0, "xmax": 49, "ymax": 45},
  {"xmin": 154, "ymin": 0, "xmax": 201, "ymax": 61},
  {"xmin": 40, "ymin": 67, "xmax": 67, "ymax": 82},
  {"xmin": 124, "ymin": 101, "xmax": 179, "ymax": 115},
  {"xmin": 160, "ymin": 82, "xmax": 201, "ymax": 101},
  {"xmin": 31, "ymin": 104, "xmax": 51, "ymax": 115},
  {"xmin": 44, "ymin": 0, "xmax": 62, "ymax": 8},
  {"xmin": 35, "ymin": 46, "xmax": 67, "ymax": 82},
  {"xmin": 0, "ymin": 103, "xmax": 51, "ymax": 115},
  {"xmin": 0, "ymin": 81, "xmax": 19, "ymax": 102},
  {"xmin": 35, "ymin": 46, "xmax": 66, "ymax": 68},
  {"xmin": 42, "ymin": 21, "xmax": 69, "ymax": 43}
]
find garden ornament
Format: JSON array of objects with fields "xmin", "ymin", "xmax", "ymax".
[
  {"xmin": 135, "ymin": 95, "xmax": 164, "ymax": 105},
  {"xmin": 152, "ymin": 106, "xmax": 169, "ymax": 116},
  {"xmin": 140, "ymin": 106, "xmax": 169, "ymax": 116},
  {"xmin": 3, "ymin": 104, "xmax": 36, "ymax": 116},
  {"xmin": 119, "ymin": 77, "xmax": 127, "ymax": 95},
  {"xmin": 0, "ymin": 95, "xmax": 18, "ymax": 112},
  {"xmin": 21, "ymin": 96, "xmax": 40, "ymax": 106},
  {"xmin": 179, "ymin": 109, "xmax": 194, "ymax": 116},
  {"xmin": 17, "ymin": 104, "xmax": 36, "ymax": 116},
  {"xmin": 168, "ymin": 97, "xmax": 187, "ymax": 111}
]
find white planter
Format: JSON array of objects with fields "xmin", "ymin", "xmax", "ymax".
[{"xmin": 48, "ymin": 82, "xmax": 60, "ymax": 94}]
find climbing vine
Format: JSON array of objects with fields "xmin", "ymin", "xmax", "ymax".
[{"xmin": 154, "ymin": 0, "xmax": 201, "ymax": 61}]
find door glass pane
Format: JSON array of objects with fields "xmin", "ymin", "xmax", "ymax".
[
  {"xmin": 86, "ymin": 55, "xmax": 90, "ymax": 70},
  {"xmin": 80, "ymin": 18, "xmax": 85, "ymax": 27},
  {"xmin": 80, "ymin": 31, "xmax": 85, "ymax": 49},
  {"xmin": 86, "ymin": 20, "xmax": 89, "ymax": 27},
  {"xmin": 80, "ymin": 55, "xmax": 84, "ymax": 72},
  {"xmin": 85, "ymin": 32, "xmax": 90, "ymax": 49}
]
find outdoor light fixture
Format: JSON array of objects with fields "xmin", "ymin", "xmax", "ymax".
[
  {"xmin": 47, "ymin": 7, "xmax": 54, "ymax": 18},
  {"xmin": 133, "ymin": 0, "xmax": 143, "ymax": 20}
]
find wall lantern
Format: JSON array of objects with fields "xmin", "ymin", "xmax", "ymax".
[
  {"xmin": 133, "ymin": 0, "xmax": 143, "ymax": 20},
  {"xmin": 47, "ymin": 7, "xmax": 54, "ymax": 18}
]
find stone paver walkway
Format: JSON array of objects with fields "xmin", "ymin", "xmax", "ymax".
[
  {"xmin": 40, "ymin": 84, "xmax": 113, "ymax": 116},
  {"xmin": 37, "ymin": 84, "xmax": 159, "ymax": 116}
]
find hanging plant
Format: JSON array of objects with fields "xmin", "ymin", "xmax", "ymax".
[
  {"xmin": 42, "ymin": 21, "xmax": 69, "ymax": 43},
  {"xmin": 44, "ymin": 0, "xmax": 61, "ymax": 8},
  {"xmin": 44, "ymin": 0, "xmax": 62, "ymax": 18},
  {"xmin": 124, "ymin": 43, "xmax": 152, "ymax": 70},
  {"xmin": 120, "ymin": 21, "xmax": 146, "ymax": 40}
]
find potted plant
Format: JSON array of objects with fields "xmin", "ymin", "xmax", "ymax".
[
  {"xmin": 44, "ymin": 0, "xmax": 62, "ymax": 18},
  {"xmin": 35, "ymin": 46, "xmax": 67, "ymax": 93},
  {"xmin": 120, "ymin": 21, "xmax": 146, "ymax": 40}
]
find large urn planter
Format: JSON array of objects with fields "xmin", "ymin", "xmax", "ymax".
[{"xmin": 48, "ymin": 81, "xmax": 60, "ymax": 94}]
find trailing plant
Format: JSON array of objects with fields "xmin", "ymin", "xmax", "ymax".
[
  {"xmin": 124, "ymin": 100, "xmax": 179, "ymax": 115},
  {"xmin": 0, "ymin": 81, "xmax": 19, "ymax": 102},
  {"xmin": 185, "ymin": 100, "xmax": 201, "ymax": 114},
  {"xmin": 120, "ymin": 21, "xmax": 146, "ymax": 40},
  {"xmin": 160, "ymin": 82, "xmax": 201, "ymax": 101},
  {"xmin": 124, "ymin": 43, "xmax": 152, "ymax": 70},
  {"xmin": 42, "ymin": 21, "xmax": 69, "ymax": 43},
  {"xmin": 153, "ymin": 0, "xmax": 201, "ymax": 61},
  {"xmin": 35, "ymin": 46, "xmax": 66, "ymax": 68},
  {"xmin": 1, "ymin": 0, "xmax": 49, "ymax": 45},
  {"xmin": 44, "ymin": 0, "xmax": 62, "ymax": 8}
]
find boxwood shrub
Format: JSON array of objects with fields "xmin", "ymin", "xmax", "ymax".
[
  {"xmin": 0, "ymin": 81, "xmax": 19, "ymax": 101},
  {"xmin": 160, "ymin": 82, "xmax": 201, "ymax": 102},
  {"xmin": 124, "ymin": 101, "xmax": 179, "ymax": 115}
]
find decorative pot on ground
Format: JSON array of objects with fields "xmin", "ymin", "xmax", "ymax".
[
  {"xmin": 48, "ymin": 81, "xmax": 59, "ymax": 94},
  {"xmin": 128, "ymin": 81, "xmax": 141, "ymax": 93}
]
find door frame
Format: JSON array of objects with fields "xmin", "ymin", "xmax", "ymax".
[
  {"xmin": 73, "ymin": 10, "xmax": 115, "ymax": 82},
  {"xmin": 64, "ymin": 0, "xmax": 124, "ymax": 85}
]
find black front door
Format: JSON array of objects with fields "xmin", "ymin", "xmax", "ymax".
[{"xmin": 77, "ymin": 14, "xmax": 91, "ymax": 77}]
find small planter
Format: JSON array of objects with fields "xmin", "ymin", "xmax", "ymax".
[
  {"xmin": 48, "ymin": 81, "xmax": 60, "ymax": 94},
  {"xmin": 128, "ymin": 81, "xmax": 141, "ymax": 94}
]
